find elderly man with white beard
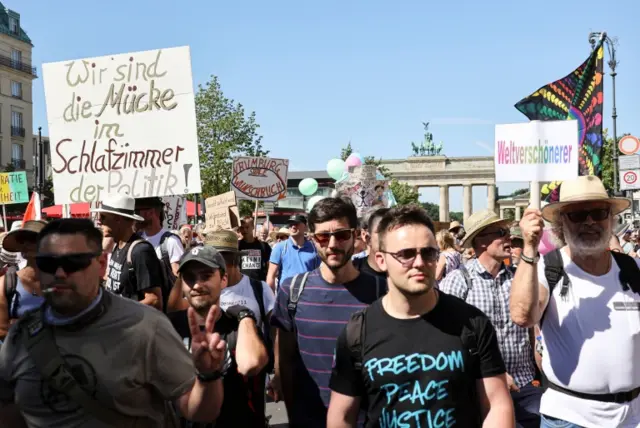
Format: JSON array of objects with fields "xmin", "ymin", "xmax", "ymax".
[{"xmin": 510, "ymin": 175, "xmax": 640, "ymax": 428}]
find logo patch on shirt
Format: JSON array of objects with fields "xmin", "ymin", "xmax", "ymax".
[{"xmin": 613, "ymin": 301, "xmax": 640, "ymax": 311}]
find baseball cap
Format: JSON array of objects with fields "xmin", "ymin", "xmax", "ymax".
[
  {"xmin": 287, "ymin": 215, "xmax": 307, "ymax": 225},
  {"xmin": 178, "ymin": 246, "xmax": 226, "ymax": 273}
]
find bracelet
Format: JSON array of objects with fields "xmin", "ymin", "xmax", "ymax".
[{"xmin": 196, "ymin": 370, "xmax": 223, "ymax": 382}]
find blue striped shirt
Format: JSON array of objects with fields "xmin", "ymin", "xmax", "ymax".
[{"xmin": 271, "ymin": 268, "xmax": 385, "ymax": 427}]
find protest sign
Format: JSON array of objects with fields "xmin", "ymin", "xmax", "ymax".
[
  {"xmin": 0, "ymin": 172, "xmax": 28, "ymax": 204},
  {"xmin": 42, "ymin": 46, "xmax": 201, "ymax": 205},
  {"xmin": 495, "ymin": 120, "xmax": 578, "ymax": 182},
  {"xmin": 336, "ymin": 165, "xmax": 388, "ymax": 216},
  {"xmin": 205, "ymin": 191, "xmax": 239, "ymax": 231},
  {"xmin": 231, "ymin": 157, "xmax": 288, "ymax": 201},
  {"xmin": 162, "ymin": 196, "xmax": 187, "ymax": 230}
]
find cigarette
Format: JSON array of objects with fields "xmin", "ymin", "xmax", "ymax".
[{"xmin": 42, "ymin": 288, "xmax": 58, "ymax": 294}]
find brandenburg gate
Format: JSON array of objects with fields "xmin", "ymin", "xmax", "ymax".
[{"xmin": 379, "ymin": 155, "xmax": 496, "ymax": 223}]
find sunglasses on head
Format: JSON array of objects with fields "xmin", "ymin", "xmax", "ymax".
[
  {"xmin": 312, "ymin": 229, "xmax": 354, "ymax": 245},
  {"xmin": 563, "ymin": 208, "xmax": 610, "ymax": 223},
  {"xmin": 381, "ymin": 247, "xmax": 440, "ymax": 267},
  {"xmin": 36, "ymin": 252, "xmax": 102, "ymax": 275}
]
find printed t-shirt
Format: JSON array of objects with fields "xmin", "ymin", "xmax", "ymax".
[
  {"xmin": 271, "ymin": 268, "xmax": 384, "ymax": 427},
  {"xmin": 105, "ymin": 235, "xmax": 164, "ymax": 300},
  {"xmin": 0, "ymin": 293, "xmax": 195, "ymax": 427},
  {"xmin": 536, "ymin": 249, "xmax": 640, "ymax": 427},
  {"xmin": 219, "ymin": 274, "xmax": 275, "ymax": 328},
  {"xmin": 168, "ymin": 309, "xmax": 266, "ymax": 428},
  {"xmin": 239, "ymin": 239, "xmax": 272, "ymax": 281},
  {"xmin": 142, "ymin": 228, "xmax": 185, "ymax": 264},
  {"xmin": 269, "ymin": 238, "xmax": 320, "ymax": 284},
  {"xmin": 330, "ymin": 292, "xmax": 506, "ymax": 428}
]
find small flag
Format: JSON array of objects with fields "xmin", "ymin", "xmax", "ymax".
[{"xmin": 22, "ymin": 193, "xmax": 36, "ymax": 223}]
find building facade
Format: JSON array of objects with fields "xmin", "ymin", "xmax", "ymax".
[{"xmin": 0, "ymin": 3, "xmax": 36, "ymax": 184}]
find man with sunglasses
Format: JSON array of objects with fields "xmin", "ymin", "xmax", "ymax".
[
  {"xmin": 511, "ymin": 175, "xmax": 640, "ymax": 428},
  {"xmin": 271, "ymin": 198, "xmax": 383, "ymax": 428},
  {"xmin": 439, "ymin": 208, "xmax": 541, "ymax": 428},
  {"xmin": 0, "ymin": 219, "xmax": 227, "ymax": 426},
  {"xmin": 328, "ymin": 205, "xmax": 513, "ymax": 428}
]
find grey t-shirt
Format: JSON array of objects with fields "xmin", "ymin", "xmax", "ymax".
[{"xmin": 0, "ymin": 294, "xmax": 196, "ymax": 427}]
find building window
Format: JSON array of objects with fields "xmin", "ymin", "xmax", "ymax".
[
  {"xmin": 11, "ymin": 49, "xmax": 21, "ymax": 67},
  {"xmin": 11, "ymin": 111, "xmax": 22, "ymax": 128},
  {"xmin": 11, "ymin": 143, "xmax": 24, "ymax": 169},
  {"xmin": 8, "ymin": 17, "xmax": 18, "ymax": 35},
  {"xmin": 11, "ymin": 81, "xmax": 21, "ymax": 98}
]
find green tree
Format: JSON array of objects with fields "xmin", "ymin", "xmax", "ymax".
[
  {"xmin": 450, "ymin": 211, "xmax": 463, "ymax": 222},
  {"xmin": 421, "ymin": 202, "xmax": 439, "ymax": 220},
  {"xmin": 195, "ymin": 75, "xmax": 268, "ymax": 217},
  {"xmin": 389, "ymin": 179, "xmax": 420, "ymax": 205}
]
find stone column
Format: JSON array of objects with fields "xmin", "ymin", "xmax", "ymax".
[
  {"xmin": 500, "ymin": 207, "xmax": 505, "ymax": 219},
  {"xmin": 439, "ymin": 185, "xmax": 450, "ymax": 222},
  {"xmin": 487, "ymin": 184, "xmax": 497, "ymax": 214},
  {"xmin": 514, "ymin": 206, "xmax": 521, "ymax": 221},
  {"xmin": 463, "ymin": 184, "xmax": 473, "ymax": 223}
]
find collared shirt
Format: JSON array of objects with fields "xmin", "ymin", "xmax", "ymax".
[
  {"xmin": 269, "ymin": 237, "xmax": 320, "ymax": 285},
  {"xmin": 439, "ymin": 258, "xmax": 536, "ymax": 387}
]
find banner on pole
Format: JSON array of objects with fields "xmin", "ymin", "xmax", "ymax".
[
  {"xmin": 494, "ymin": 121, "xmax": 579, "ymax": 182},
  {"xmin": 0, "ymin": 172, "xmax": 29, "ymax": 204},
  {"xmin": 42, "ymin": 46, "xmax": 201, "ymax": 204},
  {"xmin": 231, "ymin": 157, "xmax": 289, "ymax": 201}
]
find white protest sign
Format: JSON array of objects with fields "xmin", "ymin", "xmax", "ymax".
[
  {"xmin": 162, "ymin": 196, "xmax": 187, "ymax": 230},
  {"xmin": 336, "ymin": 165, "xmax": 388, "ymax": 216},
  {"xmin": 620, "ymin": 170, "xmax": 640, "ymax": 191},
  {"xmin": 231, "ymin": 157, "xmax": 288, "ymax": 201},
  {"xmin": 42, "ymin": 46, "xmax": 201, "ymax": 205},
  {"xmin": 495, "ymin": 120, "xmax": 578, "ymax": 182}
]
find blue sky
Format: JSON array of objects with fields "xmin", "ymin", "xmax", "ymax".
[{"xmin": 15, "ymin": 0, "xmax": 640, "ymax": 212}]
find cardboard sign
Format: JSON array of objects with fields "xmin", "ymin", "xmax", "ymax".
[
  {"xmin": 205, "ymin": 191, "xmax": 239, "ymax": 231},
  {"xmin": 231, "ymin": 157, "xmax": 288, "ymax": 201},
  {"xmin": 495, "ymin": 120, "xmax": 578, "ymax": 182},
  {"xmin": 42, "ymin": 46, "xmax": 201, "ymax": 204},
  {"xmin": 336, "ymin": 165, "xmax": 388, "ymax": 216},
  {"xmin": 162, "ymin": 196, "xmax": 187, "ymax": 230},
  {"xmin": 0, "ymin": 172, "xmax": 29, "ymax": 204}
]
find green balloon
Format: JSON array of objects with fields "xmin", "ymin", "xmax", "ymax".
[
  {"xmin": 327, "ymin": 159, "xmax": 346, "ymax": 181},
  {"xmin": 299, "ymin": 178, "xmax": 318, "ymax": 196}
]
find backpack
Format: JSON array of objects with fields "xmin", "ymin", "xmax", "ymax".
[
  {"xmin": 4, "ymin": 266, "xmax": 17, "ymax": 306},
  {"xmin": 248, "ymin": 278, "xmax": 274, "ymax": 373},
  {"xmin": 158, "ymin": 232, "xmax": 179, "ymax": 286},
  {"xmin": 541, "ymin": 248, "xmax": 640, "ymax": 325},
  {"xmin": 126, "ymin": 239, "xmax": 171, "ymax": 313}
]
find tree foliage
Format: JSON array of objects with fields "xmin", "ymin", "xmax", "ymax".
[
  {"xmin": 340, "ymin": 143, "xmax": 390, "ymax": 177},
  {"xmin": 389, "ymin": 179, "xmax": 420, "ymax": 205}
]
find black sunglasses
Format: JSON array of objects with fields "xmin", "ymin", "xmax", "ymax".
[
  {"xmin": 312, "ymin": 229, "xmax": 354, "ymax": 245},
  {"xmin": 381, "ymin": 247, "xmax": 440, "ymax": 267},
  {"xmin": 36, "ymin": 252, "xmax": 102, "ymax": 275},
  {"xmin": 564, "ymin": 208, "xmax": 610, "ymax": 223},
  {"xmin": 477, "ymin": 228, "xmax": 510, "ymax": 239}
]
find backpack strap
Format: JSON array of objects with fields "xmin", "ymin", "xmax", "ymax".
[
  {"xmin": 18, "ymin": 309, "xmax": 131, "ymax": 425},
  {"xmin": 249, "ymin": 278, "xmax": 267, "ymax": 323},
  {"xmin": 458, "ymin": 265, "xmax": 473, "ymax": 301},
  {"xmin": 5, "ymin": 266, "xmax": 17, "ymax": 306},
  {"xmin": 611, "ymin": 251, "xmax": 640, "ymax": 294},
  {"xmin": 345, "ymin": 309, "xmax": 367, "ymax": 371},
  {"xmin": 460, "ymin": 321, "xmax": 479, "ymax": 371},
  {"xmin": 543, "ymin": 249, "xmax": 570, "ymax": 300},
  {"xmin": 126, "ymin": 239, "xmax": 145, "ymax": 266},
  {"xmin": 286, "ymin": 271, "xmax": 310, "ymax": 320}
]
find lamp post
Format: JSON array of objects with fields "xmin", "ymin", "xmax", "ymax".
[{"xmin": 589, "ymin": 31, "xmax": 620, "ymax": 194}]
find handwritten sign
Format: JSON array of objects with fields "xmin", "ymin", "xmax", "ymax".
[
  {"xmin": 336, "ymin": 165, "xmax": 387, "ymax": 216},
  {"xmin": 162, "ymin": 196, "xmax": 187, "ymax": 230},
  {"xmin": 0, "ymin": 172, "xmax": 28, "ymax": 204},
  {"xmin": 42, "ymin": 46, "xmax": 201, "ymax": 205},
  {"xmin": 231, "ymin": 157, "xmax": 288, "ymax": 201},
  {"xmin": 205, "ymin": 191, "xmax": 239, "ymax": 231}
]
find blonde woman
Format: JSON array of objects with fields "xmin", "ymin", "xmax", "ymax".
[{"xmin": 435, "ymin": 229, "xmax": 462, "ymax": 283}]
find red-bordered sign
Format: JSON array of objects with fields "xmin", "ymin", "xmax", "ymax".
[
  {"xmin": 619, "ymin": 136, "xmax": 640, "ymax": 155},
  {"xmin": 623, "ymin": 171, "xmax": 638, "ymax": 185}
]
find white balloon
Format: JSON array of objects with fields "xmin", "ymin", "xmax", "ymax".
[{"xmin": 307, "ymin": 195, "xmax": 325, "ymax": 212}]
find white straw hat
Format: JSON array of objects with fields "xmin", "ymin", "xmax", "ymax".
[{"xmin": 90, "ymin": 194, "xmax": 144, "ymax": 221}]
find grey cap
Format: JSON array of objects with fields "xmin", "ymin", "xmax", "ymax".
[{"xmin": 178, "ymin": 245, "xmax": 226, "ymax": 273}]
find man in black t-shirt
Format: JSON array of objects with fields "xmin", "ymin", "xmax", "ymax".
[
  {"xmin": 352, "ymin": 207, "xmax": 388, "ymax": 286},
  {"xmin": 328, "ymin": 205, "xmax": 515, "ymax": 428},
  {"xmin": 168, "ymin": 245, "xmax": 270, "ymax": 428},
  {"xmin": 238, "ymin": 217, "xmax": 271, "ymax": 281},
  {"xmin": 92, "ymin": 195, "xmax": 164, "ymax": 310}
]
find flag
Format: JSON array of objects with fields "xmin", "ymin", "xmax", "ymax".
[
  {"xmin": 22, "ymin": 193, "xmax": 36, "ymax": 223},
  {"xmin": 515, "ymin": 39, "xmax": 605, "ymax": 201}
]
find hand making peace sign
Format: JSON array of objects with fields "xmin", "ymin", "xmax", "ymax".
[{"xmin": 187, "ymin": 304, "xmax": 227, "ymax": 373}]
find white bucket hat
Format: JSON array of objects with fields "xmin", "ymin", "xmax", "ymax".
[{"xmin": 90, "ymin": 194, "xmax": 145, "ymax": 221}]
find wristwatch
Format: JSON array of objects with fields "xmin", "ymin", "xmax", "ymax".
[
  {"xmin": 236, "ymin": 309, "xmax": 257, "ymax": 325},
  {"xmin": 520, "ymin": 252, "xmax": 540, "ymax": 265},
  {"xmin": 196, "ymin": 370, "xmax": 223, "ymax": 382}
]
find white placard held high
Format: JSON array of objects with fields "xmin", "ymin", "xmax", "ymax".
[
  {"xmin": 42, "ymin": 46, "xmax": 201, "ymax": 204},
  {"xmin": 495, "ymin": 120, "xmax": 579, "ymax": 182}
]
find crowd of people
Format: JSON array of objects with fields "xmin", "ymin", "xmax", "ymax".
[{"xmin": 0, "ymin": 174, "xmax": 638, "ymax": 428}]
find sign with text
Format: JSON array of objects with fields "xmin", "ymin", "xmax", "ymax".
[
  {"xmin": 205, "ymin": 191, "xmax": 239, "ymax": 231},
  {"xmin": 619, "ymin": 155, "xmax": 640, "ymax": 171},
  {"xmin": 620, "ymin": 170, "xmax": 640, "ymax": 191},
  {"xmin": 42, "ymin": 46, "xmax": 201, "ymax": 204},
  {"xmin": 231, "ymin": 157, "xmax": 288, "ymax": 201},
  {"xmin": 495, "ymin": 120, "xmax": 578, "ymax": 182},
  {"xmin": 336, "ymin": 165, "xmax": 388, "ymax": 216},
  {"xmin": 0, "ymin": 172, "xmax": 28, "ymax": 204},
  {"xmin": 162, "ymin": 196, "xmax": 187, "ymax": 230}
]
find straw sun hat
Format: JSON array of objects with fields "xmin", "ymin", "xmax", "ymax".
[
  {"xmin": 460, "ymin": 209, "xmax": 511, "ymax": 249},
  {"xmin": 3, "ymin": 220, "xmax": 48, "ymax": 253},
  {"xmin": 540, "ymin": 175, "xmax": 630, "ymax": 223}
]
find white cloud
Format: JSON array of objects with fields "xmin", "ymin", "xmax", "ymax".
[
  {"xmin": 474, "ymin": 141, "xmax": 494, "ymax": 154},
  {"xmin": 430, "ymin": 117, "xmax": 494, "ymax": 126}
]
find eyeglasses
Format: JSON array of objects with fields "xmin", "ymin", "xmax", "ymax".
[
  {"xmin": 312, "ymin": 229, "xmax": 354, "ymax": 245},
  {"xmin": 381, "ymin": 247, "xmax": 440, "ymax": 267},
  {"xmin": 476, "ymin": 228, "xmax": 510, "ymax": 239},
  {"xmin": 36, "ymin": 252, "xmax": 102, "ymax": 275},
  {"xmin": 564, "ymin": 208, "xmax": 610, "ymax": 223}
]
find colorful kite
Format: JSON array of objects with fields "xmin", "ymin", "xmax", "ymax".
[{"xmin": 515, "ymin": 39, "xmax": 605, "ymax": 202}]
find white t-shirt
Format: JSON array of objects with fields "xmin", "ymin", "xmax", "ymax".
[
  {"xmin": 219, "ymin": 275, "xmax": 275, "ymax": 328},
  {"xmin": 538, "ymin": 248, "xmax": 640, "ymax": 427},
  {"xmin": 142, "ymin": 229, "xmax": 184, "ymax": 264}
]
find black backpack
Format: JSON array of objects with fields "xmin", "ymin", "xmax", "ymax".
[
  {"xmin": 158, "ymin": 231, "xmax": 179, "ymax": 286},
  {"xmin": 248, "ymin": 278, "xmax": 274, "ymax": 373},
  {"xmin": 5, "ymin": 266, "xmax": 18, "ymax": 319},
  {"xmin": 541, "ymin": 248, "xmax": 640, "ymax": 325},
  {"xmin": 126, "ymin": 239, "xmax": 172, "ymax": 313}
]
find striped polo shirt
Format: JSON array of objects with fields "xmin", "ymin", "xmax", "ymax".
[{"xmin": 271, "ymin": 268, "xmax": 385, "ymax": 427}]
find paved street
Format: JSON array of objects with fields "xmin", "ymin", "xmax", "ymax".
[{"xmin": 266, "ymin": 400, "xmax": 288, "ymax": 427}]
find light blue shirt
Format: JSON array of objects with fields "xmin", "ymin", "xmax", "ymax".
[{"xmin": 269, "ymin": 238, "xmax": 320, "ymax": 284}]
